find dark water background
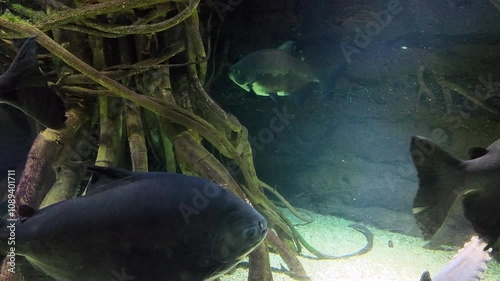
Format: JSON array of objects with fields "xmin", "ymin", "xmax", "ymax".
[{"xmin": 210, "ymin": 0, "xmax": 500, "ymax": 237}]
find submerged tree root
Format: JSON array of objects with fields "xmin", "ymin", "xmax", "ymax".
[{"xmin": 416, "ymin": 64, "xmax": 500, "ymax": 114}]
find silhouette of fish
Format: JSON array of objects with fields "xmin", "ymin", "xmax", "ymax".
[
  {"xmin": 410, "ymin": 136, "xmax": 500, "ymax": 249},
  {"xmin": 462, "ymin": 187, "xmax": 500, "ymax": 250},
  {"xmin": 0, "ymin": 166, "xmax": 268, "ymax": 281},
  {"xmin": 229, "ymin": 41, "xmax": 346, "ymax": 103},
  {"xmin": 0, "ymin": 36, "xmax": 66, "ymax": 130},
  {"xmin": 419, "ymin": 236, "xmax": 491, "ymax": 281}
]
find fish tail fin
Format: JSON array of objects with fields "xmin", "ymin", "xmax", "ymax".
[
  {"xmin": 410, "ymin": 136, "xmax": 463, "ymax": 239},
  {"xmin": 1, "ymin": 36, "xmax": 66, "ymax": 130},
  {"xmin": 319, "ymin": 62, "xmax": 348, "ymax": 99}
]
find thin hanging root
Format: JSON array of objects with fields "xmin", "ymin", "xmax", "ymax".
[
  {"xmin": 433, "ymin": 71, "xmax": 500, "ymax": 114},
  {"xmin": 267, "ymin": 231, "xmax": 310, "ymax": 280},
  {"xmin": 248, "ymin": 241, "xmax": 274, "ymax": 281},
  {"xmin": 59, "ymin": 40, "xmax": 185, "ymax": 86},
  {"xmin": 131, "ymin": 48, "xmax": 177, "ymax": 173},
  {"xmin": 416, "ymin": 64, "xmax": 436, "ymax": 112},
  {"xmin": 259, "ymin": 180, "xmax": 313, "ymax": 223},
  {"xmin": 173, "ymin": 131, "xmax": 247, "ymax": 199},
  {"xmin": 126, "ymin": 101, "xmax": 148, "ymax": 172},
  {"xmin": 191, "ymin": 75, "xmax": 242, "ymax": 133}
]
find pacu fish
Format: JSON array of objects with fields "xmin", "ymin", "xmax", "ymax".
[
  {"xmin": 0, "ymin": 36, "xmax": 66, "ymax": 130},
  {"xmin": 0, "ymin": 166, "xmax": 268, "ymax": 281},
  {"xmin": 410, "ymin": 136, "xmax": 500, "ymax": 249},
  {"xmin": 229, "ymin": 41, "xmax": 346, "ymax": 102}
]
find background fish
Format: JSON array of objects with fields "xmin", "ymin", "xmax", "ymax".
[
  {"xmin": 410, "ymin": 136, "xmax": 500, "ymax": 248},
  {"xmin": 0, "ymin": 36, "xmax": 66, "ymax": 130},
  {"xmin": 229, "ymin": 41, "xmax": 346, "ymax": 103},
  {"xmin": 0, "ymin": 167, "xmax": 268, "ymax": 281}
]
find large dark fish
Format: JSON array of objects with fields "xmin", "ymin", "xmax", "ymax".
[
  {"xmin": 410, "ymin": 136, "xmax": 500, "ymax": 248},
  {"xmin": 229, "ymin": 41, "xmax": 346, "ymax": 103},
  {"xmin": 462, "ymin": 187, "xmax": 500, "ymax": 249},
  {"xmin": 0, "ymin": 36, "xmax": 66, "ymax": 130},
  {"xmin": 419, "ymin": 236, "xmax": 491, "ymax": 281},
  {"xmin": 0, "ymin": 167, "xmax": 268, "ymax": 281}
]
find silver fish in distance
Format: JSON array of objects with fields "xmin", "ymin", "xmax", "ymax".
[{"xmin": 229, "ymin": 41, "xmax": 346, "ymax": 103}]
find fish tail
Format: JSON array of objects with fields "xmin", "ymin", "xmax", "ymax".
[
  {"xmin": 410, "ymin": 136, "xmax": 463, "ymax": 239},
  {"xmin": 0, "ymin": 36, "xmax": 67, "ymax": 130}
]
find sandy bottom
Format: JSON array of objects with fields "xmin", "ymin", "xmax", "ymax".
[{"xmin": 221, "ymin": 208, "xmax": 500, "ymax": 281}]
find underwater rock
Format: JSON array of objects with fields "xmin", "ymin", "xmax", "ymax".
[{"xmin": 0, "ymin": 166, "xmax": 268, "ymax": 281}]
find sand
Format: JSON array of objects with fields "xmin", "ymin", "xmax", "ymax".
[{"xmin": 221, "ymin": 208, "xmax": 500, "ymax": 281}]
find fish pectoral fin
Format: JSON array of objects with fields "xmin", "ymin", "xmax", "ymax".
[
  {"xmin": 268, "ymin": 92, "xmax": 279, "ymax": 103},
  {"xmin": 11, "ymin": 86, "xmax": 67, "ymax": 130},
  {"xmin": 85, "ymin": 166, "xmax": 135, "ymax": 195},
  {"xmin": 248, "ymin": 84, "xmax": 258, "ymax": 96},
  {"xmin": 468, "ymin": 147, "xmax": 488, "ymax": 159}
]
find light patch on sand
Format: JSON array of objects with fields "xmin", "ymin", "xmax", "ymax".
[{"xmin": 221, "ymin": 208, "xmax": 500, "ymax": 281}]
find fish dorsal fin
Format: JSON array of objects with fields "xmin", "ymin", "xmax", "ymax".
[
  {"xmin": 18, "ymin": 204, "xmax": 36, "ymax": 223},
  {"xmin": 85, "ymin": 166, "xmax": 135, "ymax": 195},
  {"xmin": 3, "ymin": 36, "xmax": 38, "ymax": 83},
  {"xmin": 277, "ymin": 41, "xmax": 296, "ymax": 53},
  {"xmin": 468, "ymin": 147, "xmax": 488, "ymax": 159},
  {"xmin": 276, "ymin": 40, "xmax": 305, "ymax": 61}
]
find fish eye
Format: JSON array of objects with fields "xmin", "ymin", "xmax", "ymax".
[
  {"xmin": 231, "ymin": 68, "xmax": 240, "ymax": 75},
  {"xmin": 245, "ymin": 228, "xmax": 257, "ymax": 239}
]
